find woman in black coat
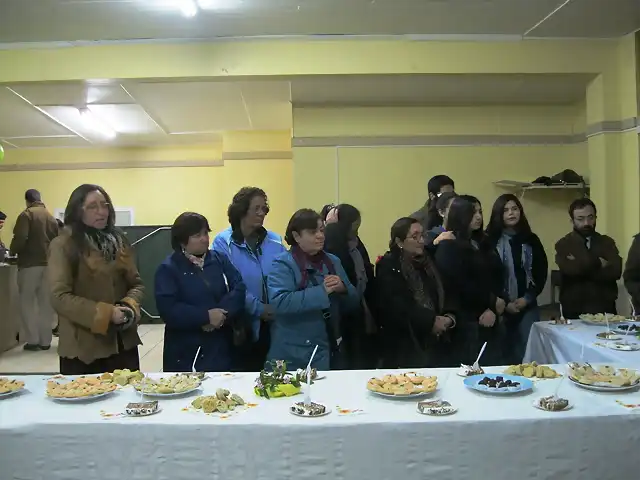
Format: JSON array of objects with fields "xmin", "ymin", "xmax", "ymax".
[
  {"xmin": 376, "ymin": 217, "xmax": 459, "ymax": 368},
  {"xmin": 324, "ymin": 204, "xmax": 377, "ymax": 369},
  {"xmin": 434, "ymin": 197, "xmax": 505, "ymax": 366},
  {"xmin": 485, "ymin": 194, "xmax": 548, "ymax": 364}
]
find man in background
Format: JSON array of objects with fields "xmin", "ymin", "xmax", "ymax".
[
  {"xmin": 555, "ymin": 198, "xmax": 622, "ymax": 319},
  {"xmin": 0, "ymin": 211, "xmax": 6, "ymax": 262},
  {"xmin": 9, "ymin": 189, "xmax": 59, "ymax": 351},
  {"xmin": 411, "ymin": 174, "xmax": 455, "ymax": 233}
]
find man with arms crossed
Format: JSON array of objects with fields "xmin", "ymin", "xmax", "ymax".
[{"xmin": 555, "ymin": 198, "xmax": 622, "ymax": 319}]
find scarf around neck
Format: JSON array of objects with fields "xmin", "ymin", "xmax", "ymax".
[
  {"xmin": 84, "ymin": 226, "xmax": 124, "ymax": 262},
  {"xmin": 496, "ymin": 232, "xmax": 534, "ymax": 301},
  {"xmin": 291, "ymin": 245, "xmax": 335, "ymax": 289},
  {"xmin": 399, "ymin": 251, "xmax": 444, "ymax": 312}
]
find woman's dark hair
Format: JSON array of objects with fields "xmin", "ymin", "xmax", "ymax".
[
  {"xmin": 284, "ymin": 209, "xmax": 322, "ymax": 246},
  {"xmin": 334, "ymin": 203, "xmax": 360, "ymax": 231},
  {"xmin": 389, "ymin": 217, "xmax": 420, "ymax": 250},
  {"xmin": 64, "ymin": 184, "xmax": 120, "ymax": 252},
  {"xmin": 320, "ymin": 204, "xmax": 336, "ymax": 221},
  {"xmin": 227, "ymin": 187, "xmax": 269, "ymax": 231},
  {"xmin": 445, "ymin": 197, "xmax": 475, "ymax": 241},
  {"xmin": 435, "ymin": 191, "xmax": 458, "ymax": 212},
  {"xmin": 459, "ymin": 194, "xmax": 483, "ymax": 231},
  {"xmin": 485, "ymin": 193, "xmax": 532, "ymax": 243},
  {"xmin": 171, "ymin": 212, "xmax": 211, "ymax": 251}
]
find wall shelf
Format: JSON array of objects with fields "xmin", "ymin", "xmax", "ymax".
[{"xmin": 493, "ymin": 180, "xmax": 590, "ymax": 199}]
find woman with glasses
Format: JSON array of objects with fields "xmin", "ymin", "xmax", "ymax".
[
  {"xmin": 267, "ymin": 209, "xmax": 359, "ymax": 370},
  {"xmin": 485, "ymin": 194, "xmax": 547, "ymax": 364},
  {"xmin": 212, "ymin": 187, "xmax": 286, "ymax": 371},
  {"xmin": 376, "ymin": 217, "xmax": 459, "ymax": 368},
  {"xmin": 48, "ymin": 184, "xmax": 144, "ymax": 374},
  {"xmin": 156, "ymin": 212, "xmax": 246, "ymax": 372},
  {"xmin": 324, "ymin": 204, "xmax": 378, "ymax": 369}
]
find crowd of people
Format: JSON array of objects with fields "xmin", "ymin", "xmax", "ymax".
[{"xmin": 1, "ymin": 175, "xmax": 638, "ymax": 374}]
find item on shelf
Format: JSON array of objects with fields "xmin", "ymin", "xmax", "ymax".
[
  {"xmin": 0, "ymin": 377, "xmax": 25, "ymax": 396},
  {"xmin": 504, "ymin": 362, "xmax": 560, "ymax": 379},
  {"xmin": 100, "ymin": 369, "xmax": 145, "ymax": 386},
  {"xmin": 46, "ymin": 376, "xmax": 117, "ymax": 399},
  {"xmin": 596, "ymin": 331, "xmax": 621, "ymax": 340},
  {"xmin": 191, "ymin": 389, "xmax": 245, "ymax": 413},
  {"xmin": 457, "ymin": 364, "xmax": 484, "ymax": 377},
  {"xmin": 579, "ymin": 313, "xmax": 626, "ymax": 325},
  {"xmin": 125, "ymin": 401, "xmax": 159, "ymax": 416},
  {"xmin": 289, "ymin": 401, "xmax": 330, "ymax": 417},
  {"xmin": 464, "ymin": 374, "xmax": 533, "ymax": 395},
  {"xmin": 417, "ymin": 399, "xmax": 457, "ymax": 416},
  {"xmin": 134, "ymin": 373, "xmax": 201, "ymax": 396},
  {"xmin": 567, "ymin": 363, "xmax": 640, "ymax": 391},
  {"xmin": 254, "ymin": 360, "xmax": 302, "ymax": 399},
  {"xmin": 534, "ymin": 396, "xmax": 570, "ymax": 412},
  {"xmin": 366, "ymin": 372, "xmax": 438, "ymax": 397}
]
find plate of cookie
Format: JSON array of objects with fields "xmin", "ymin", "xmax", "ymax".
[{"xmin": 366, "ymin": 372, "xmax": 438, "ymax": 398}]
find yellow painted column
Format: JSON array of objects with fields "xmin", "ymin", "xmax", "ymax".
[{"xmin": 586, "ymin": 34, "xmax": 640, "ymax": 256}]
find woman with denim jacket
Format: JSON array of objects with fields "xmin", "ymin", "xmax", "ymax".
[{"xmin": 212, "ymin": 187, "xmax": 286, "ymax": 371}]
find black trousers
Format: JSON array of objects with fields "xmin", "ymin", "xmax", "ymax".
[{"xmin": 234, "ymin": 320, "xmax": 271, "ymax": 372}]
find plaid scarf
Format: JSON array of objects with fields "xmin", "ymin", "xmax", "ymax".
[
  {"xmin": 399, "ymin": 252, "xmax": 444, "ymax": 312},
  {"xmin": 290, "ymin": 245, "xmax": 335, "ymax": 288}
]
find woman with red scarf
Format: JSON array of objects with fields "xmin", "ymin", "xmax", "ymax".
[{"xmin": 267, "ymin": 209, "xmax": 359, "ymax": 370}]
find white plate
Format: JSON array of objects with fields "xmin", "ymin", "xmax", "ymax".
[
  {"xmin": 368, "ymin": 389, "xmax": 437, "ymax": 399},
  {"xmin": 0, "ymin": 387, "xmax": 25, "ymax": 399},
  {"xmin": 125, "ymin": 406, "xmax": 162, "ymax": 417},
  {"xmin": 596, "ymin": 332, "xmax": 621, "ymax": 340},
  {"xmin": 568, "ymin": 376, "xmax": 640, "ymax": 392},
  {"xmin": 533, "ymin": 397, "xmax": 573, "ymax": 412},
  {"xmin": 550, "ymin": 320, "xmax": 573, "ymax": 326},
  {"xmin": 417, "ymin": 400, "xmax": 457, "ymax": 416},
  {"xmin": 48, "ymin": 390, "xmax": 116, "ymax": 402},
  {"xmin": 580, "ymin": 318, "xmax": 624, "ymax": 326},
  {"xmin": 289, "ymin": 403, "xmax": 331, "ymax": 418},
  {"xmin": 606, "ymin": 342, "xmax": 640, "ymax": 352},
  {"xmin": 137, "ymin": 385, "xmax": 201, "ymax": 398}
]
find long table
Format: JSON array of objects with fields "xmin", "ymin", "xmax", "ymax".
[
  {"xmin": 2, "ymin": 367, "xmax": 640, "ymax": 480},
  {"xmin": 524, "ymin": 320, "xmax": 640, "ymax": 366}
]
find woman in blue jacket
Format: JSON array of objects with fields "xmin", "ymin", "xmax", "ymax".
[
  {"xmin": 212, "ymin": 187, "xmax": 286, "ymax": 371},
  {"xmin": 268, "ymin": 209, "xmax": 359, "ymax": 371},
  {"xmin": 155, "ymin": 212, "xmax": 246, "ymax": 373}
]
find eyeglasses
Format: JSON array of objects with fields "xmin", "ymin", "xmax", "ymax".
[
  {"xmin": 406, "ymin": 233, "xmax": 424, "ymax": 241},
  {"xmin": 83, "ymin": 202, "xmax": 110, "ymax": 213},
  {"xmin": 252, "ymin": 205, "xmax": 270, "ymax": 215}
]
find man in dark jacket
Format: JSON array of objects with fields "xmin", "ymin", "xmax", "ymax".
[
  {"xmin": 623, "ymin": 236, "xmax": 640, "ymax": 314},
  {"xmin": 9, "ymin": 189, "xmax": 59, "ymax": 351},
  {"xmin": 411, "ymin": 175, "xmax": 455, "ymax": 233},
  {"xmin": 555, "ymin": 198, "xmax": 622, "ymax": 319}
]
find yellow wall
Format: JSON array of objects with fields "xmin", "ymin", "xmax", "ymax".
[
  {"xmin": 293, "ymin": 105, "xmax": 588, "ymax": 265},
  {"xmin": 0, "ymin": 145, "xmax": 294, "ymax": 242}
]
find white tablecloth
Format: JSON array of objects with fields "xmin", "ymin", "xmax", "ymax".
[
  {"xmin": 2, "ymin": 368, "xmax": 640, "ymax": 480},
  {"xmin": 524, "ymin": 320, "xmax": 640, "ymax": 366}
]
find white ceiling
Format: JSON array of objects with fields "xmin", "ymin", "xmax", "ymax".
[
  {"xmin": 0, "ymin": 0, "xmax": 638, "ymax": 45},
  {"xmin": 0, "ymin": 74, "xmax": 591, "ymax": 149}
]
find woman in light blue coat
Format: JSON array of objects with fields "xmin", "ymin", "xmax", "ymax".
[
  {"xmin": 267, "ymin": 209, "xmax": 359, "ymax": 371},
  {"xmin": 212, "ymin": 187, "xmax": 285, "ymax": 371}
]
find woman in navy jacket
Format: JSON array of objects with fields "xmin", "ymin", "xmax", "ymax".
[{"xmin": 155, "ymin": 212, "xmax": 246, "ymax": 372}]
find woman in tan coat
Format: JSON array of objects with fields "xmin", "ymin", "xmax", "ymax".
[{"xmin": 48, "ymin": 184, "xmax": 144, "ymax": 375}]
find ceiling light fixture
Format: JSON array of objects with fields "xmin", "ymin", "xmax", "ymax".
[
  {"xmin": 178, "ymin": 0, "xmax": 199, "ymax": 17},
  {"xmin": 79, "ymin": 108, "xmax": 116, "ymax": 139}
]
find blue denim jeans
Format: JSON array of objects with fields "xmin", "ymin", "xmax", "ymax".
[{"xmin": 504, "ymin": 307, "xmax": 540, "ymax": 365}]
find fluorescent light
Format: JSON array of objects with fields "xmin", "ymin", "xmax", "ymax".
[
  {"xmin": 79, "ymin": 108, "xmax": 116, "ymax": 139},
  {"xmin": 178, "ymin": 0, "xmax": 198, "ymax": 17}
]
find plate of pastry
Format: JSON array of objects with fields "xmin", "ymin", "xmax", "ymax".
[
  {"xmin": 464, "ymin": 374, "xmax": 533, "ymax": 395},
  {"xmin": 133, "ymin": 373, "xmax": 202, "ymax": 397},
  {"xmin": 504, "ymin": 362, "xmax": 560, "ymax": 379},
  {"xmin": 604, "ymin": 341, "xmax": 640, "ymax": 351},
  {"xmin": 367, "ymin": 373, "xmax": 438, "ymax": 398},
  {"xmin": 456, "ymin": 364, "xmax": 484, "ymax": 377},
  {"xmin": 191, "ymin": 389, "xmax": 245, "ymax": 413},
  {"xmin": 0, "ymin": 377, "xmax": 26, "ymax": 398},
  {"xmin": 289, "ymin": 401, "xmax": 332, "ymax": 418},
  {"xmin": 579, "ymin": 313, "xmax": 626, "ymax": 325},
  {"xmin": 596, "ymin": 331, "xmax": 621, "ymax": 340},
  {"xmin": 125, "ymin": 401, "xmax": 161, "ymax": 417},
  {"xmin": 417, "ymin": 399, "xmax": 457, "ymax": 416},
  {"xmin": 567, "ymin": 363, "xmax": 640, "ymax": 392},
  {"xmin": 297, "ymin": 368, "xmax": 326, "ymax": 382},
  {"xmin": 46, "ymin": 376, "xmax": 117, "ymax": 401},
  {"xmin": 533, "ymin": 395, "xmax": 572, "ymax": 412}
]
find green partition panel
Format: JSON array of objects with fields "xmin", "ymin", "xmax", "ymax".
[{"xmin": 122, "ymin": 226, "xmax": 172, "ymax": 324}]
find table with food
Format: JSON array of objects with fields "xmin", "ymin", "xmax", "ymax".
[
  {"xmin": 2, "ymin": 360, "xmax": 640, "ymax": 480},
  {"xmin": 525, "ymin": 313, "xmax": 640, "ymax": 366}
]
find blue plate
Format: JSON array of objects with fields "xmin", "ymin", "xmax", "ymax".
[{"xmin": 464, "ymin": 374, "xmax": 533, "ymax": 395}]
